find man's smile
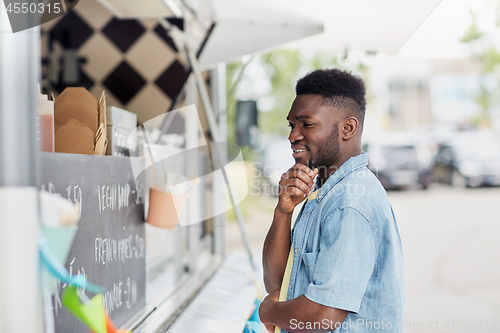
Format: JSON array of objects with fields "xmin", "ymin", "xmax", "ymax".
[{"xmin": 292, "ymin": 146, "xmax": 309, "ymax": 160}]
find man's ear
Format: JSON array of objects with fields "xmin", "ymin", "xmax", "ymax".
[{"xmin": 341, "ymin": 116, "xmax": 359, "ymax": 140}]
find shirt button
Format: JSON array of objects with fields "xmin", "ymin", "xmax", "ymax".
[{"xmin": 295, "ymin": 248, "xmax": 299, "ymax": 254}]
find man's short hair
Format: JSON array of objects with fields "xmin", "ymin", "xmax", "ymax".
[{"xmin": 295, "ymin": 68, "xmax": 366, "ymax": 128}]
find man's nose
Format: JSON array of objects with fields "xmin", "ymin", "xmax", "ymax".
[{"xmin": 288, "ymin": 126, "xmax": 304, "ymax": 144}]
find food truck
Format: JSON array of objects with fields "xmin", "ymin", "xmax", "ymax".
[{"xmin": 0, "ymin": 1, "xmax": 440, "ymax": 332}]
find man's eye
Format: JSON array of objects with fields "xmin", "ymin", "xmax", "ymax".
[{"xmin": 304, "ymin": 123, "xmax": 313, "ymax": 127}]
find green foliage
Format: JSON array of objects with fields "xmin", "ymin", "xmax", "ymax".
[
  {"xmin": 461, "ymin": 3, "xmax": 500, "ymax": 126},
  {"xmin": 258, "ymin": 50, "xmax": 301, "ymax": 137},
  {"xmin": 460, "ymin": 11, "xmax": 483, "ymax": 43},
  {"xmin": 480, "ymin": 47, "xmax": 500, "ymax": 73},
  {"xmin": 471, "ymin": 83, "xmax": 495, "ymax": 128}
]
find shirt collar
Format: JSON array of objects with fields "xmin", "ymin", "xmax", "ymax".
[{"xmin": 315, "ymin": 152, "xmax": 369, "ymax": 202}]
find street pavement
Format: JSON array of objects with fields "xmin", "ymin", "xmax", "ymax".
[{"xmin": 226, "ymin": 184, "xmax": 500, "ymax": 332}]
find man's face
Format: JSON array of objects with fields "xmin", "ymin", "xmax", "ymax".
[{"xmin": 287, "ymin": 94, "xmax": 342, "ymax": 169}]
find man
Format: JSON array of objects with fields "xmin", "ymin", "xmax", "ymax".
[{"xmin": 259, "ymin": 69, "xmax": 404, "ymax": 333}]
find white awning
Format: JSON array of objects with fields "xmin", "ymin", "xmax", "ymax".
[
  {"xmin": 95, "ymin": 0, "xmax": 441, "ymax": 67},
  {"xmin": 195, "ymin": 0, "xmax": 441, "ymax": 67}
]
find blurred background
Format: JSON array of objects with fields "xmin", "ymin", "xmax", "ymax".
[
  {"xmin": 7, "ymin": 0, "xmax": 497, "ymax": 330},
  {"xmin": 224, "ymin": 0, "xmax": 500, "ymax": 331}
]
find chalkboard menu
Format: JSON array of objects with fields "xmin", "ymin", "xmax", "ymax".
[{"xmin": 40, "ymin": 153, "xmax": 146, "ymax": 332}]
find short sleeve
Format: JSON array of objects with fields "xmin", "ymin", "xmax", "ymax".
[{"xmin": 304, "ymin": 207, "xmax": 376, "ymax": 313}]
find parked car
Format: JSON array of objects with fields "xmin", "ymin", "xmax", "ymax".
[
  {"xmin": 362, "ymin": 133, "xmax": 433, "ymax": 190},
  {"xmin": 433, "ymin": 131, "xmax": 500, "ymax": 187}
]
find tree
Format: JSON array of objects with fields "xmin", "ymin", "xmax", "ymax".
[{"xmin": 460, "ymin": 3, "xmax": 500, "ymax": 127}]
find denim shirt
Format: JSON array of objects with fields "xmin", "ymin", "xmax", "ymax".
[{"xmin": 285, "ymin": 153, "xmax": 404, "ymax": 333}]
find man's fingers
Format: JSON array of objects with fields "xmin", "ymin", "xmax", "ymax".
[
  {"xmin": 312, "ymin": 167, "xmax": 318, "ymax": 177},
  {"xmin": 281, "ymin": 168, "xmax": 315, "ymax": 189},
  {"xmin": 280, "ymin": 178, "xmax": 311, "ymax": 194},
  {"xmin": 276, "ymin": 163, "xmax": 317, "ymax": 213},
  {"xmin": 290, "ymin": 163, "xmax": 316, "ymax": 178},
  {"xmin": 280, "ymin": 180, "xmax": 311, "ymax": 197},
  {"xmin": 265, "ymin": 324, "xmax": 275, "ymax": 333}
]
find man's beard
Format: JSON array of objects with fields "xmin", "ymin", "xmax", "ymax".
[{"xmin": 307, "ymin": 124, "xmax": 339, "ymax": 169}]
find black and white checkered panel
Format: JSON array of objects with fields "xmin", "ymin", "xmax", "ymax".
[{"xmin": 41, "ymin": 0, "xmax": 189, "ymax": 124}]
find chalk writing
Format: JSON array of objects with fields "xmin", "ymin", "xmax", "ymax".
[
  {"xmin": 95, "ymin": 234, "xmax": 144, "ymax": 265},
  {"xmin": 126, "ymin": 277, "xmax": 137, "ymax": 309},
  {"xmin": 54, "ymin": 258, "xmax": 87, "ymax": 317},
  {"xmin": 41, "ymin": 182, "xmax": 56, "ymax": 193},
  {"xmin": 103, "ymin": 278, "xmax": 138, "ymax": 314},
  {"xmin": 97, "ymin": 183, "xmax": 131, "ymax": 214},
  {"xmin": 134, "ymin": 180, "xmax": 145, "ymax": 205},
  {"xmin": 66, "ymin": 184, "xmax": 82, "ymax": 215}
]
